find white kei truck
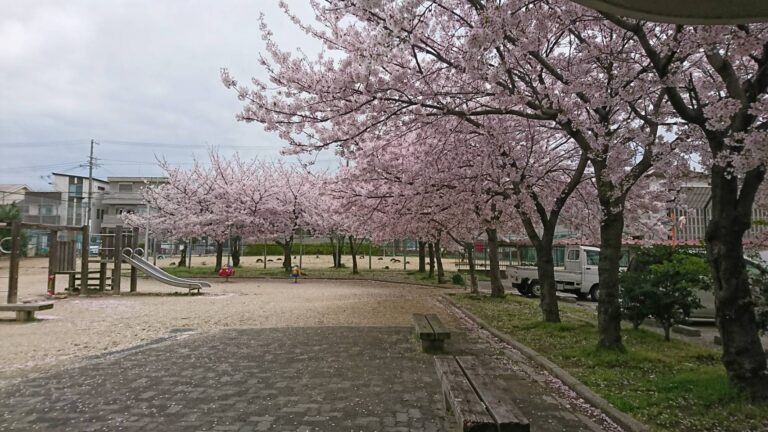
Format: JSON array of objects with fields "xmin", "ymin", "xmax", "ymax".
[{"xmin": 509, "ymin": 245, "xmax": 619, "ymax": 301}]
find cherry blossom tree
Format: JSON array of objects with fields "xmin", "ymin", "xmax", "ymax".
[
  {"xmin": 598, "ymin": 18, "xmax": 768, "ymax": 397},
  {"xmin": 221, "ymin": 1, "xmax": 692, "ymax": 340},
  {"xmin": 127, "ymin": 155, "xmax": 232, "ymax": 270}
]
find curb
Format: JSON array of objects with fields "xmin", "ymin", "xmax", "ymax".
[
  {"xmin": 159, "ymin": 274, "xmax": 461, "ymax": 289},
  {"xmin": 441, "ymin": 294, "xmax": 650, "ymax": 432}
]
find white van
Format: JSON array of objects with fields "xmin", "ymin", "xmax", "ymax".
[{"xmin": 509, "ymin": 245, "xmax": 628, "ymax": 301}]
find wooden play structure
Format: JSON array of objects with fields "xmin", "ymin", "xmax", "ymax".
[
  {"xmin": 89, "ymin": 225, "xmax": 140, "ymax": 293},
  {"xmin": 3, "ymin": 222, "xmax": 207, "ymax": 314},
  {"xmin": 2, "ymin": 222, "xmax": 139, "ymax": 303}
]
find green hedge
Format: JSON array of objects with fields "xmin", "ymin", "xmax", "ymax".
[{"xmin": 243, "ymin": 241, "xmax": 386, "ymax": 256}]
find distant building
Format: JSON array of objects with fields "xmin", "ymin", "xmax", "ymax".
[
  {"xmin": 100, "ymin": 176, "xmax": 167, "ymax": 230},
  {"xmin": 0, "ymin": 184, "xmax": 31, "ymax": 206},
  {"xmin": 17, "ymin": 191, "xmax": 63, "ymax": 225},
  {"xmin": 50, "ymin": 172, "xmax": 108, "ymax": 228},
  {"xmin": 667, "ymin": 174, "xmax": 768, "ymax": 242},
  {"xmin": 15, "ymin": 191, "xmax": 65, "ymax": 256}
]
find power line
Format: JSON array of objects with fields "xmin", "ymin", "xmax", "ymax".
[
  {"xmin": 97, "ymin": 139, "xmax": 279, "ymax": 150},
  {"xmin": 2, "ymin": 161, "xmax": 85, "ymax": 172},
  {"xmin": 0, "ymin": 139, "xmax": 88, "ymax": 148},
  {"xmin": 0, "ymin": 138, "xmax": 282, "ymax": 151}
]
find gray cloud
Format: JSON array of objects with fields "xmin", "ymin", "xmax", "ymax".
[{"xmin": 0, "ymin": 0, "xmax": 335, "ymax": 189}]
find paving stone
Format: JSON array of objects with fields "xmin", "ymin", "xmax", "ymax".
[{"xmin": 0, "ymin": 327, "xmax": 452, "ymax": 432}]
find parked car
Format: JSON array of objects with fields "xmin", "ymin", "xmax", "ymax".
[{"xmin": 689, "ymin": 257, "xmax": 766, "ymax": 320}]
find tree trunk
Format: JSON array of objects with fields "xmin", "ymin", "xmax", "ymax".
[
  {"xmin": 465, "ymin": 242, "xmax": 478, "ymax": 294},
  {"xmin": 177, "ymin": 241, "xmax": 187, "ymax": 267},
  {"xmin": 280, "ymin": 236, "xmax": 293, "ymax": 272},
  {"xmin": 418, "ymin": 241, "xmax": 427, "ymax": 273},
  {"xmin": 707, "ymin": 166, "xmax": 768, "ymax": 399},
  {"xmin": 435, "ymin": 239, "xmax": 445, "ymax": 284},
  {"xmin": 486, "ymin": 228, "xmax": 504, "ymax": 298},
  {"xmin": 428, "ymin": 242, "xmax": 435, "ymax": 278},
  {"xmin": 535, "ymin": 229, "xmax": 561, "ymax": 323},
  {"xmin": 329, "ymin": 237, "xmax": 338, "ymax": 268},
  {"xmin": 338, "ymin": 235, "xmax": 345, "ymax": 268},
  {"xmin": 231, "ymin": 236, "xmax": 241, "ymax": 267},
  {"xmin": 331, "ymin": 235, "xmax": 345, "ymax": 268},
  {"xmin": 215, "ymin": 241, "xmax": 223, "ymax": 272},
  {"xmin": 663, "ymin": 324, "xmax": 671, "ymax": 342},
  {"xmin": 349, "ymin": 235, "xmax": 359, "ymax": 274},
  {"xmin": 596, "ymin": 207, "xmax": 625, "ymax": 351}
]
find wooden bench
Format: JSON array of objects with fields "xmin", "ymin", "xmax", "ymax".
[
  {"xmin": 0, "ymin": 302, "xmax": 54, "ymax": 322},
  {"xmin": 413, "ymin": 313, "xmax": 451, "ymax": 352},
  {"xmin": 435, "ymin": 356, "xmax": 530, "ymax": 432}
]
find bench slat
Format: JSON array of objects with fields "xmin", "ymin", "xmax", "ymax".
[
  {"xmin": 456, "ymin": 356, "xmax": 530, "ymax": 432},
  {"xmin": 435, "ymin": 357, "xmax": 496, "ymax": 432},
  {"xmin": 413, "ymin": 313, "xmax": 436, "ymax": 340},
  {"xmin": 425, "ymin": 314, "xmax": 451, "ymax": 340},
  {"xmin": 0, "ymin": 302, "xmax": 54, "ymax": 312}
]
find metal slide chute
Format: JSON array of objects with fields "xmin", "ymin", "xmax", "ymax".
[{"xmin": 122, "ymin": 253, "xmax": 211, "ymax": 290}]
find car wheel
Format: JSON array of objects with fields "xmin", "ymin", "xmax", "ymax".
[
  {"xmin": 529, "ymin": 281, "xmax": 541, "ymax": 298},
  {"xmin": 589, "ymin": 284, "xmax": 599, "ymax": 302}
]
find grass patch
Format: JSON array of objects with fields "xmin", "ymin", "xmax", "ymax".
[
  {"xmin": 162, "ymin": 265, "xmax": 468, "ymax": 288},
  {"xmin": 453, "ymin": 294, "xmax": 768, "ymax": 432}
]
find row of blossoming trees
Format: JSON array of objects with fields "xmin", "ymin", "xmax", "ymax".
[
  {"xmin": 125, "ymin": 155, "xmax": 321, "ymax": 272},
  {"xmin": 211, "ymin": 0, "xmax": 768, "ymax": 398}
]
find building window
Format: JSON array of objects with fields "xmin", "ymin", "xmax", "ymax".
[
  {"xmin": 118, "ymin": 183, "xmax": 133, "ymax": 193},
  {"xmin": 40, "ymin": 205, "xmax": 54, "ymax": 216},
  {"xmin": 68, "ymin": 184, "xmax": 83, "ymax": 197}
]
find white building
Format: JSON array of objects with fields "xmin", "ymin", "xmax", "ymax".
[
  {"xmin": 0, "ymin": 184, "xmax": 31, "ymax": 206},
  {"xmin": 50, "ymin": 172, "xmax": 108, "ymax": 228},
  {"xmin": 100, "ymin": 176, "xmax": 167, "ymax": 230}
]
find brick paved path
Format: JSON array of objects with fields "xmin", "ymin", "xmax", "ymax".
[
  {"xmin": 0, "ymin": 319, "xmax": 618, "ymax": 432},
  {"xmin": 0, "ymin": 327, "xmax": 451, "ymax": 432}
]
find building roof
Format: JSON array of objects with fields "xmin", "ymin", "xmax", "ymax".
[
  {"xmin": 0, "ymin": 184, "xmax": 31, "ymax": 193},
  {"xmin": 682, "ymin": 186, "xmax": 711, "ymax": 210},
  {"xmin": 107, "ymin": 176, "xmax": 168, "ymax": 183},
  {"xmin": 51, "ymin": 172, "xmax": 108, "ymax": 183}
]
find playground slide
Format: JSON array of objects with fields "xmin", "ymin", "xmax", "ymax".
[{"xmin": 122, "ymin": 254, "xmax": 212, "ymax": 290}]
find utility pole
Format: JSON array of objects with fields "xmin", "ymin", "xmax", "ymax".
[
  {"xmin": 86, "ymin": 139, "xmax": 96, "ymax": 230},
  {"xmin": 144, "ymin": 178, "xmax": 152, "ymax": 257}
]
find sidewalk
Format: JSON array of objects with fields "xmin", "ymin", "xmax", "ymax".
[{"xmin": 0, "ymin": 306, "xmax": 622, "ymax": 431}]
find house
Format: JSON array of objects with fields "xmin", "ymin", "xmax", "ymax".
[
  {"xmin": 15, "ymin": 191, "xmax": 65, "ymax": 256},
  {"xmin": 17, "ymin": 192, "xmax": 63, "ymax": 225},
  {"xmin": 0, "ymin": 184, "xmax": 31, "ymax": 206}
]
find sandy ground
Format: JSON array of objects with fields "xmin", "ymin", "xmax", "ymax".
[{"xmin": 0, "ymin": 257, "xmax": 459, "ymax": 382}]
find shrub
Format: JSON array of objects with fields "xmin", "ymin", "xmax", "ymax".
[
  {"xmin": 748, "ymin": 266, "xmax": 768, "ymax": 334},
  {"xmin": 452, "ymin": 273, "xmax": 466, "ymax": 286},
  {"xmin": 243, "ymin": 241, "xmax": 385, "ymax": 256},
  {"xmin": 621, "ymin": 247, "xmax": 708, "ymax": 340}
]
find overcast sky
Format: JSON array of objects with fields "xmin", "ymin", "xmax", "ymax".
[{"xmin": 0, "ymin": 0, "xmax": 330, "ymax": 190}]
